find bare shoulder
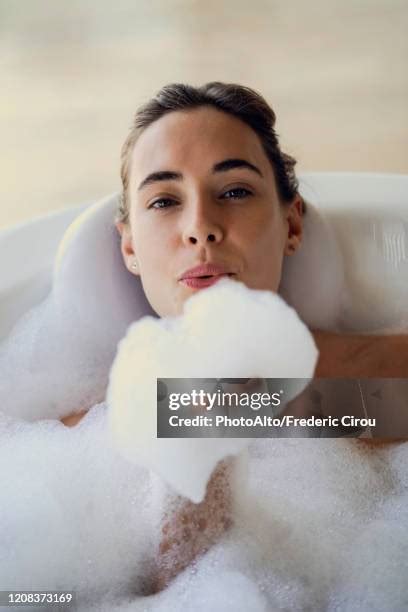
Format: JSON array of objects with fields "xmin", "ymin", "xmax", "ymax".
[{"xmin": 60, "ymin": 409, "xmax": 88, "ymax": 427}]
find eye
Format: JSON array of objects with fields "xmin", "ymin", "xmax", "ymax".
[
  {"xmin": 221, "ymin": 187, "xmax": 253, "ymax": 200},
  {"xmin": 148, "ymin": 198, "xmax": 178, "ymax": 210}
]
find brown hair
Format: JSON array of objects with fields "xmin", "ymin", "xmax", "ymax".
[{"xmin": 118, "ymin": 82, "xmax": 304, "ymax": 223}]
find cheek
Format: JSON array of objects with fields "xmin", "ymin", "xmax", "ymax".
[
  {"xmin": 235, "ymin": 213, "xmax": 286, "ymax": 289},
  {"xmin": 236, "ymin": 210, "xmax": 285, "ymax": 259},
  {"xmin": 132, "ymin": 221, "xmax": 174, "ymax": 270}
]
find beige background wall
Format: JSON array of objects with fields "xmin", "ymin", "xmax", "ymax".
[{"xmin": 1, "ymin": 0, "xmax": 407, "ymax": 229}]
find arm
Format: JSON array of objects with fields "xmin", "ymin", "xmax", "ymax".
[
  {"xmin": 311, "ymin": 330, "xmax": 408, "ymax": 445},
  {"xmin": 312, "ymin": 330, "xmax": 408, "ymax": 378}
]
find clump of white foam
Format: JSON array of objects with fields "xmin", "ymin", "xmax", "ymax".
[
  {"xmin": 0, "ymin": 292, "xmax": 115, "ymax": 422},
  {"xmin": 0, "ymin": 404, "xmax": 407, "ymax": 611},
  {"xmin": 107, "ymin": 278, "xmax": 318, "ymax": 503},
  {"xmin": 0, "ymin": 405, "xmax": 157, "ymax": 606}
]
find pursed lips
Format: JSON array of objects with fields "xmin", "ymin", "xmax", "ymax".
[
  {"xmin": 178, "ymin": 263, "xmax": 235, "ymax": 281},
  {"xmin": 178, "ymin": 264, "xmax": 236, "ymax": 288}
]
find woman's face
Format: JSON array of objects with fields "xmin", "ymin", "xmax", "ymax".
[{"xmin": 117, "ymin": 107, "xmax": 303, "ymax": 317}]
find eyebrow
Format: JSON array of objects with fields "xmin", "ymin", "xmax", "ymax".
[
  {"xmin": 212, "ymin": 158, "xmax": 263, "ymax": 177},
  {"xmin": 137, "ymin": 158, "xmax": 263, "ymax": 191},
  {"xmin": 138, "ymin": 170, "xmax": 182, "ymax": 191}
]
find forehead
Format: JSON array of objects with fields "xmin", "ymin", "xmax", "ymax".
[{"xmin": 129, "ymin": 106, "xmax": 274, "ymax": 184}]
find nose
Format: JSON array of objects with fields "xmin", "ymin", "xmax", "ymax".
[{"xmin": 181, "ymin": 197, "xmax": 224, "ymax": 247}]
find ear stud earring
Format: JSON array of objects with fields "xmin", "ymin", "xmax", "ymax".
[{"xmin": 131, "ymin": 261, "xmax": 138, "ymax": 270}]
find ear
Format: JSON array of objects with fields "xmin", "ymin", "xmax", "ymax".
[
  {"xmin": 283, "ymin": 194, "xmax": 304, "ymax": 256},
  {"xmin": 115, "ymin": 221, "xmax": 140, "ymax": 275}
]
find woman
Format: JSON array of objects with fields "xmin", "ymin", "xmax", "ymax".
[{"xmin": 61, "ymin": 82, "xmax": 406, "ymax": 592}]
